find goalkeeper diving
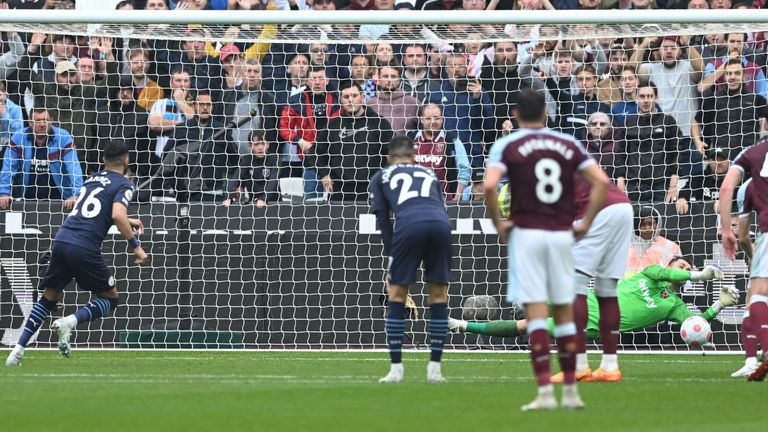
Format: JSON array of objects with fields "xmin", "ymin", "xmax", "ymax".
[{"xmin": 450, "ymin": 257, "xmax": 738, "ymax": 379}]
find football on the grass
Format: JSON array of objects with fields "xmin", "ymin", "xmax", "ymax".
[{"xmin": 680, "ymin": 316, "xmax": 712, "ymax": 347}]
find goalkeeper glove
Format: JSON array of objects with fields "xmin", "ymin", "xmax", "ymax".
[
  {"xmin": 690, "ymin": 265, "xmax": 725, "ymax": 281},
  {"xmin": 711, "ymin": 285, "xmax": 740, "ymax": 313}
]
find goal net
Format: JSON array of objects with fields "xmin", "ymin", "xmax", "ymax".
[{"xmin": 0, "ymin": 9, "xmax": 763, "ymax": 351}]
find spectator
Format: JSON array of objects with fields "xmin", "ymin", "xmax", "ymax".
[
  {"xmin": 373, "ymin": 43, "xmax": 396, "ymax": 67},
  {"xmin": 349, "ymin": 54, "xmax": 376, "ymax": 101},
  {"xmin": 225, "ymin": 58, "xmax": 277, "ymax": 155},
  {"xmin": 315, "ymin": 81, "xmax": 393, "ymax": 201},
  {"xmin": 18, "ymin": 34, "xmax": 119, "ymax": 174},
  {"xmin": 616, "ymin": 81, "xmax": 684, "ymax": 204},
  {"xmin": 688, "ymin": 0, "xmax": 708, "ymax": 7},
  {"xmin": 428, "ymin": 51, "xmax": 494, "ymax": 168},
  {"xmin": 219, "ymin": 44, "xmax": 244, "ymax": 99},
  {"xmin": 694, "ymin": 58, "xmax": 768, "ymax": 158},
  {"xmin": 0, "ymin": 31, "xmax": 24, "ymax": 82},
  {"xmin": 148, "ymin": 67, "xmax": 195, "ymax": 160},
  {"xmin": 94, "ymin": 77, "xmax": 153, "ymax": 183},
  {"xmin": 625, "ymin": 206, "xmax": 682, "ymax": 277},
  {"xmin": 401, "ymin": 43, "xmax": 431, "ymax": 103},
  {"xmin": 698, "ymin": 33, "xmax": 768, "ymax": 99},
  {"xmin": 709, "ymin": 0, "xmax": 731, "ymax": 8},
  {"xmin": 479, "ymin": 41, "xmax": 525, "ymax": 139},
  {"xmin": 520, "ymin": 47, "xmax": 575, "ymax": 119},
  {"xmin": 279, "ymin": 65, "xmax": 341, "ymax": 200},
  {"xmin": 597, "ymin": 47, "xmax": 628, "ymax": 106},
  {"xmin": 584, "ymin": 112, "xmax": 620, "ymax": 180},
  {"xmin": 407, "ymin": 103, "xmax": 471, "ymax": 200},
  {"xmin": 632, "ymin": 35, "xmax": 703, "ymax": 138},
  {"xmin": 126, "ymin": 49, "xmax": 165, "ymax": 112},
  {"xmin": 308, "ymin": 42, "xmax": 342, "ymax": 83},
  {"xmin": 223, "ymin": 129, "xmax": 279, "ymax": 207},
  {"xmin": 167, "ymin": 89, "xmax": 235, "ymax": 202},
  {"xmin": 0, "ymin": 82, "xmax": 24, "ymax": 146},
  {"xmin": 0, "ymin": 107, "xmax": 83, "ymax": 210},
  {"xmin": 33, "ymin": 33, "xmax": 77, "ymax": 84},
  {"xmin": 611, "ymin": 65, "xmax": 641, "ymax": 126},
  {"xmin": 675, "ymin": 147, "xmax": 730, "ymax": 215},
  {"xmin": 367, "ymin": 63, "xmax": 420, "ymax": 137},
  {"xmin": 271, "ymin": 52, "xmax": 309, "ymax": 107},
  {"xmin": 555, "ymin": 64, "xmax": 611, "ymax": 141},
  {"xmin": 167, "ymin": 28, "xmax": 222, "ymax": 92}
]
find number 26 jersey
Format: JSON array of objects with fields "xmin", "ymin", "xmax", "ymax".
[{"xmin": 55, "ymin": 170, "xmax": 136, "ymax": 251}]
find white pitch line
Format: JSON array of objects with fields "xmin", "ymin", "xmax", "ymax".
[{"xmin": 73, "ymin": 356, "xmax": 739, "ymax": 364}]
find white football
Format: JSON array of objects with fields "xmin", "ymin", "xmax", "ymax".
[{"xmin": 680, "ymin": 316, "xmax": 712, "ymax": 347}]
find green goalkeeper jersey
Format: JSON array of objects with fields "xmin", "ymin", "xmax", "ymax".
[{"xmin": 583, "ymin": 265, "xmax": 718, "ymax": 339}]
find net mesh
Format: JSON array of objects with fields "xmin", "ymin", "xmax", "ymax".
[{"xmin": 0, "ymin": 16, "xmax": 762, "ymax": 351}]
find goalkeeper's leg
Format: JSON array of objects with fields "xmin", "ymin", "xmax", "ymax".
[{"xmin": 448, "ymin": 318, "xmax": 526, "ymax": 337}]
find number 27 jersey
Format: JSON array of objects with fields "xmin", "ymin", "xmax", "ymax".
[
  {"xmin": 369, "ymin": 164, "xmax": 449, "ymax": 227},
  {"xmin": 487, "ymin": 128, "xmax": 595, "ymax": 231},
  {"xmin": 55, "ymin": 170, "xmax": 136, "ymax": 251}
]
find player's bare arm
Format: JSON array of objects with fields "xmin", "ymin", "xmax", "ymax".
[{"xmin": 113, "ymin": 203, "xmax": 148, "ymax": 265}]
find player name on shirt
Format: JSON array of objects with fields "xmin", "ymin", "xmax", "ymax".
[
  {"xmin": 517, "ymin": 138, "xmax": 575, "ymax": 160},
  {"xmin": 85, "ymin": 175, "xmax": 113, "ymax": 187}
]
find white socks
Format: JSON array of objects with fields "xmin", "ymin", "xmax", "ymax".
[{"xmin": 600, "ymin": 354, "xmax": 619, "ymax": 372}]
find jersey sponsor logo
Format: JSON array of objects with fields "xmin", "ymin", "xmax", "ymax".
[
  {"xmin": 517, "ymin": 138, "xmax": 575, "ymax": 160},
  {"xmin": 638, "ymin": 279, "xmax": 658, "ymax": 309},
  {"xmin": 414, "ymin": 154, "xmax": 444, "ymax": 166}
]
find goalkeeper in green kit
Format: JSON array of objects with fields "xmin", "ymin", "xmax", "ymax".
[{"xmin": 449, "ymin": 257, "xmax": 740, "ymax": 381}]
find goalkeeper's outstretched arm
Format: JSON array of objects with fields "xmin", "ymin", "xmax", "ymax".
[
  {"xmin": 668, "ymin": 285, "xmax": 740, "ymax": 324},
  {"xmin": 641, "ymin": 264, "xmax": 724, "ymax": 283}
]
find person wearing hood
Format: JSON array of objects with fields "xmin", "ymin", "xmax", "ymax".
[
  {"xmin": 626, "ymin": 206, "xmax": 682, "ymax": 276},
  {"xmin": 585, "ymin": 112, "xmax": 620, "ymax": 180},
  {"xmin": 366, "ymin": 62, "xmax": 420, "ymax": 137},
  {"xmin": 315, "ymin": 81, "xmax": 394, "ymax": 201}
]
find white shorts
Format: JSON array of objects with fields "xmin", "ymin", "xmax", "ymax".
[
  {"xmin": 752, "ymin": 233, "xmax": 768, "ymax": 278},
  {"xmin": 573, "ymin": 203, "xmax": 634, "ymax": 281},
  {"xmin": 507, "ymin": 227, "xmax": 575, "ymax": 306}
]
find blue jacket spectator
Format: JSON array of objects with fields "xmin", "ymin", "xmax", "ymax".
[
  {"xmin": 428, "ymin": 52, "xmax": 494, "ymax": 168},
  {"xmin": 0, "ymin": 111, "xmax": 83, "ymax": 205},
  {"xmin": 0, "ymin": 93, "xmax": 24, "ymax": 146}
]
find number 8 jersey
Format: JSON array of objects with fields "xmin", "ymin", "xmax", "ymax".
[
  {"xmin": 55, "ymin": 170, "xmax": 136, "ymax": 251},
  {"xmin": 369, "ymin": 164, "xmax": 449, "ymax": 227},
  {"xmin": 487, "ymin": 128, "xmax": 595, "ymax": 230}
]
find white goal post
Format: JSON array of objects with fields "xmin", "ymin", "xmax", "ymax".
[{"xmin": 0, "ymin": 9, "xmax": 762, "ymax": 351}]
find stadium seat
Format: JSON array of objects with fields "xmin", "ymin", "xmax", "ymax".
[{"xmin": 279, "ymin": 177, "xmax": 305, "ymax": 202}]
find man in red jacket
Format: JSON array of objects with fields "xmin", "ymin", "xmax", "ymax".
[{"xmin": 279, "ymin": 65, "xmax": 342, "ymax": 200}]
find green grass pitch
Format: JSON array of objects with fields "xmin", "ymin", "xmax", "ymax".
[{"xmin": 0, "ymin": 350, "xmax": 762, "ymax": 431}]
